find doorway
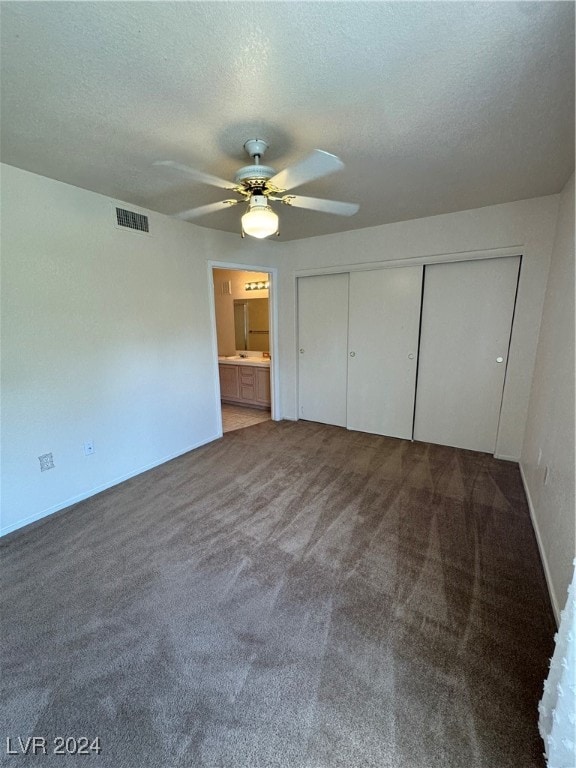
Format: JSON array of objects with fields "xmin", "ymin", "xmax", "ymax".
[{"xmin": 212, "ymin": 267, "xmax": 274, "ymax": 433}]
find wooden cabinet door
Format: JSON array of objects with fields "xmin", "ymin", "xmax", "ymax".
[
  {"xmin": 255, "ymin": 367, "xmax": 271, "ymax": 406},
  {"xmin": 219, "ymin": 364, "xmax": 239, "ymax": 399}
]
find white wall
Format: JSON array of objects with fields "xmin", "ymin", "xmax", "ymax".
[
  {"xmin": 0, "ymin": 164, "xmax": 278, "ymax": 535},
  {"xmin": 276, "ymin": 196, "xmax": 560, "ymax": 460},
  {"xmin": 520, "ymin": 173, "xmax": 575, "ymax": 622}
]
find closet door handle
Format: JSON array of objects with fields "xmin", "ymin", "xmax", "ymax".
[
  {"xmin": 299, "ymin": 348, "xmax": 305, "ymax": 354},
  {"xmin": 408, "ymin": 353, "xmax": 415, "ymax": 360},
  {"xmin": 349, "ymin": 351, "xmax": 356, "ymax": 357}
]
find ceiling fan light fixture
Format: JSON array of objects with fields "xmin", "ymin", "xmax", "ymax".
[
  {"xmin": 159, "ymin": 139, "xmax": 358, "ymax": 236},
  {"xmin": 242, "ymin": 195, "xmax": 279, "ymax": 239}
]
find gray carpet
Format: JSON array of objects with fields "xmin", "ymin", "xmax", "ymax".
[{"xmin": 1, "ymin": 420, "xmax": 554, "ymax": 767}]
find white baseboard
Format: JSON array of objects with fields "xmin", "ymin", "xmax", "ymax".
[
  {"xmin": 0, "ymin": 434, "xmax": 221, "ymax": 538},
  {"xmin": 519, "ymin": 462, "xmax": 560, "ymax": 625},
  {"xmin": 494, "ymin": 453, "xmax": 519, "ymax": 462}
]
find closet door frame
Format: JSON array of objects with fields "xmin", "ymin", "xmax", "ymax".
[{"xmin": 294, "ymin": 246, "xmax": 523, "ymax": 455}]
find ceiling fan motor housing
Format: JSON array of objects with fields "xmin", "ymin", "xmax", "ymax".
[{"xmin": 234, "ymin": 164, "xmax": 276, "ymax": 186}]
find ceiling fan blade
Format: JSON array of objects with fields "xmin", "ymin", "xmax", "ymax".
[
  {"xmin": 282, "ymin": 194, "xmax": 359, "ymax": 216},
  {"xmin": 268, "ymin": 150, "xmax": 344, "ymax": 192},
  {"xmin": 176, "ymin": 199, "xmax": 240, "ymax": 220},
  {"xmin": 154, "ymin": 160, "xmax": 235, "ymax": 191}
]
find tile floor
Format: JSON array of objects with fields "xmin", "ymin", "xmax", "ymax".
[{"xmin": 221, "ymin": 403, "xmax": 271, "ymax": 433}]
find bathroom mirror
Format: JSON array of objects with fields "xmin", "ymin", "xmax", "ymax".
[{"xmin": 234, "ymin": 298, "xmax": 269, "ymax": 352}]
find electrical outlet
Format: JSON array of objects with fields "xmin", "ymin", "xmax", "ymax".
[
  {"xmin": 39, "ymin": 453, "xmax": 54, "ymax": 471},
  {"xmin": 84, "ymin": 441, "xmax": 95, "ymax": 456}
]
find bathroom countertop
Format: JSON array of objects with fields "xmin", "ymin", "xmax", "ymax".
[{"xmin": 218, "ymin": 356, "xmax": 271, "ymax": 368}]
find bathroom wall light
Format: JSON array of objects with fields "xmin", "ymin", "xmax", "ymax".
[{"xmin": 245, "ymin": 280, "xmax": 270, "ymax": 291}]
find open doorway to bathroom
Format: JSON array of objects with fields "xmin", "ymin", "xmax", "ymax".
[{"xmin": 212, "ymin": 268, "xmax": 273, "ymax": 433}]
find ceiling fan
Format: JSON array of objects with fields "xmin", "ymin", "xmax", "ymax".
[{"xmin": 154, "ymin": 139, "xmax": 359, "ymax": 239}]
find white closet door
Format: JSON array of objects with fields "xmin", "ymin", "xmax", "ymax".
[
  {"xmin": 298, "ymin": 273, "xmax": 349, "ymax": 427},
  {"xmin": 347, "ymin": 267, "xmax": 423, "ymax": 439},
  {"xmin": 414, "ymin": 256, "xmax": 520, "ymax": 453}
]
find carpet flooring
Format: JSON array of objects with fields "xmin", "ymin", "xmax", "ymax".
[{"xmin": 0, "ymin": 420, "xmax": 555, "ymax": 768}]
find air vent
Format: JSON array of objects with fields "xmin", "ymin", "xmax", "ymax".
[{"xmin": 116, "ymin": 207, "xmax": 149, "ymax": 233}]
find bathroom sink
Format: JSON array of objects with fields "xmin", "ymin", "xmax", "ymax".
[{"xmin": 219, "ymin": 355, "xmax": 270, "ymax": 365}]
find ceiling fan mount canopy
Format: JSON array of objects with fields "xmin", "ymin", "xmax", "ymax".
[
  {"xmin": 154, "ymin": 137, "xmax": 359, "ymax": 238},
  {"xmin": 243, "ymin": 138, "xmax": 269, "ymax": 159}
]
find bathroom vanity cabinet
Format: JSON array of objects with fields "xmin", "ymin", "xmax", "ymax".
[{"xmin": 218, "ymin": 361, "xmax": 271, "ymax": 409}]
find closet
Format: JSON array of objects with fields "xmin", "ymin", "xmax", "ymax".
[
  {"xmin": 297, "ymin": 256, "xmax": 520, "ymax": 453},
  {"xmin": 298, "ymin": 273, "xmax": 350, "ymax": 427},
  {"xmin": 298, "ymin": 266, "xmax": 422, "ymax": 439},
  {"xmin": 347, "ymin": 267, "xmax": 422, "ymax": 439},
  {"xmin": 413, "ymin": 256, "xmax": 520, "ymax": 453}
]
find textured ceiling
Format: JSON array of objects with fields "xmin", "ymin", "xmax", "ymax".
[{"xmin": 1, "ymin": 2, "xmax": 574, "ymax": 241}]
